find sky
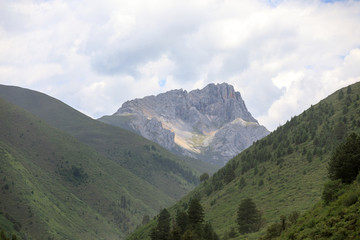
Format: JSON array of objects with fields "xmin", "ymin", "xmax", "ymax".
[{"xmin": 1, "ymin": 0, "xmax": 360, "ymax": 131}]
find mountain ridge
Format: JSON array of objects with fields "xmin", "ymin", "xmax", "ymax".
[{"xmin": 100, "ymin": 83, "xmax": 269, "ymax": 165}]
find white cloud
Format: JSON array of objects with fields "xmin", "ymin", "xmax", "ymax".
[
  {"xmin": 259, "ymin": 47, "xmax": 360, "ymax": 130},
  {"xmin": 0, "ymin": 0, "xmax": 360, "ymax": 131},
  {"xmin": 272, "ymin": 71, "xmax": 304, "ymax": 90}
]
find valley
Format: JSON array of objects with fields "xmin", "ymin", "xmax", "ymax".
[{"xmin": 1, "ymin": 82, "xmax": 360, "ymax": 240}]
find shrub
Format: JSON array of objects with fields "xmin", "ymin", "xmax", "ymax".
[
  {"xmin": 322, "ymin": 180, "xmax": 343, "ymax": 205},
  {"xmin": 200, "ymin": 173, "xmax": 209, "ymax": 182},
  {"xmin": 343, "ymin": 191, "xmax": 359, "ymax": 206}
]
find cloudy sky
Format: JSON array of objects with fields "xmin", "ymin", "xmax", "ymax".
[{"xmin": 1, "ymin": 0, "xmax": 360, "ymax": 130}]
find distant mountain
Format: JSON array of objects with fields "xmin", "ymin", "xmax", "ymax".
[
  {"xmin": 126, "ymin": 82, "xmax": 360, "ymax": 240},
  {"xmin": 100, "ymin": 83, "xmax": 269, "ymax": 166}
]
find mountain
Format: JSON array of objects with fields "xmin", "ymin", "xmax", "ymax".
[
  {"xmin": 126, "ymin": 82, "xmax": 360, "ymax": 240},
  {"xmin": 0, "ymin": 84, "xmax": 216, "ymax": 199},
  {"xmin": 0, "ymin": 98, "xmax": 172, "ymax": 239},
  {"xmin": 0, "ymin": 85, "xmax": 217, "ymax": 239},
  {"xmin": 99, "ymin": 83, "xmax": 269, "ymax": 166}
]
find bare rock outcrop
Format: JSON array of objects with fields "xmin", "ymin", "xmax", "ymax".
[{"xmin": 99, "ymin": 83, "xmax": 269, "ymax": 165}]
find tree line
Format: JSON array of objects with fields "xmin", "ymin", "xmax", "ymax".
[
  {"xmin": 150, "ymin": 198, "xmax": 218, "ymax": 240},
  {"xmin": 150, "ymin": 196, "xmax": 265, "ymax": 240}
]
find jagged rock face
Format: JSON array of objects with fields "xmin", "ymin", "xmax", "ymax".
[{"xmin": 99, "ymin": 83, "xmax": 269, "ymax": 165}]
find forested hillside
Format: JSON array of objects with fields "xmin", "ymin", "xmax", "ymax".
[{"xmin": 127, "ymin": 82, "xmax": 360, "ymax": 240}]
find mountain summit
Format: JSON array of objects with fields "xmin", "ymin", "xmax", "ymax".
[{"xmin": 100, "ymin": 83, "xmax": 269, "ymax": 165}]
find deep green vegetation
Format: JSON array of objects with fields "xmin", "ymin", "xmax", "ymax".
[
  {"xmin": 268, "ymin": 133, "xmax": 360, "ymax": 240},
  {"xmin": 279, "ymin": 178, "xmax": 360, "ymax": 240},
  {"xmin": 259, "ymin": 211, "xmax": 300, "ymax": 240},
  {"xmin": 127, "ymin": 82, "xmax": 360, "ymax": 240},
  {"xmin": 237, "ymin": 198, "xmax": 264, "ymax": 234},
  {"xmin": 150, "ymin": 209, "xmax": 171, "ymax": 240},
  {"xmin": 0, "ymin": 229, "xmax": 18, "ymax": 240},
  {"xmin": 328, "ymin": 132, "xmax": 360, "ymax": 184},
  {"xmin": 150, "ymin": 198, "xmax": 219, "ymax": 240}
]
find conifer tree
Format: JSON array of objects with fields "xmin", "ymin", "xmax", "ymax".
[
  {"xmin": 151, "ymin": 208, "xmax": 171, "ymax": 240},
  {"xmin": 187, "ymin": 198, "xmax": 204, "ymax": 226},
  {"xmin": 170, "ymin": 224, "xmax": 182, "ymax": 240},
  {"xmin": 328, "ymin": 133, "xmax": 360, "ymax": 183},
  {"xmin": 175, "ymin": 210, "xmax": 188, "ymax": 234},
  {"xmin": 237, "ymin": 198, "xmax": 263, "ymax": 234}
]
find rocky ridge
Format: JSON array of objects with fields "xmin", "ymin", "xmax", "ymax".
[{"xmin": 99, "ymin": 83, "xmax": 269, "ymax": 165}]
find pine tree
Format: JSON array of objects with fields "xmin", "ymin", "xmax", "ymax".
[
  {"xmin": 158, "ymin": 209, "xmax": 171, "ymax": 240},
  {"xmin": 328, "ymin": 133, "xmax": 360, "ymax": 183},
  {"xmin": 187, "ymin": 198, "xmax": 204, "ymax": 227},
  {"xmin": 237, "ymin": 198, "xmax": 263, "ymax": 234},
  {"xmin": 176, "ymin": 210, "xmax": 188, "ymax": 234},
  {"xmin": 150, "ymin": 208, "xmax": 171, "ymax": 240},
  {"xmin": 170, "ymin": 224, "xmax": 182, "ymax": 240},
  {"xmin": 203, "ymin": 222, "xmax": 219, "ymax": 240}
]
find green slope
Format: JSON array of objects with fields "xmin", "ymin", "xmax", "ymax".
[
  {"xmin": 0, "ymin": 85, "xmax": 217, "ymax": 201},
  {"xmin": 263, "ymin": 132, "xmax": 360, "ymax": 240},
  {"xmin": 0, "ymin": 98, "xmax": 175, "ymax": 239},
  {"xmin": 277, "ymin": 178, "xmax": 360, "ymax": 240},
  {"xmin": 127, "ymin": 82, "xmax": 360, "ymax": 240}
]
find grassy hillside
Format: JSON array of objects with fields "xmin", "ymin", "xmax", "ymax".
[
  {"xmin": 0, "ymin": 98, "xmax": 181, "ymax": 239},
  {"xmin": 127, "ymin": 82, "xmax": 360, "ymax": 240},
  {"xmin": 276, "ymin": 177, "xmax": 360, "ymax": 240},
  {"xmin": 0, "ymin": 85, "xmax": 217, "ymax": 201},
  {"xmin": 264, "ymin": 132, "xmax": 360, "ymax": 240}
]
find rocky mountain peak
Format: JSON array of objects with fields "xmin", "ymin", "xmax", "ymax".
[
  {"xmin": 101, "ymin": 83, "xmax": 269, "ymax": 165},
  {"xmin": 201, "ymin": 83, "xmax": 237, "ymax": 100},
  {"xmin": 188, "ymin": 83, "xmax": 257, "ymax": 125}
]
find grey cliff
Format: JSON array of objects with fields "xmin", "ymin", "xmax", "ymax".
[{"xmin": 99, "ymin": 83, "xmax": 269, "ymax": 166}]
